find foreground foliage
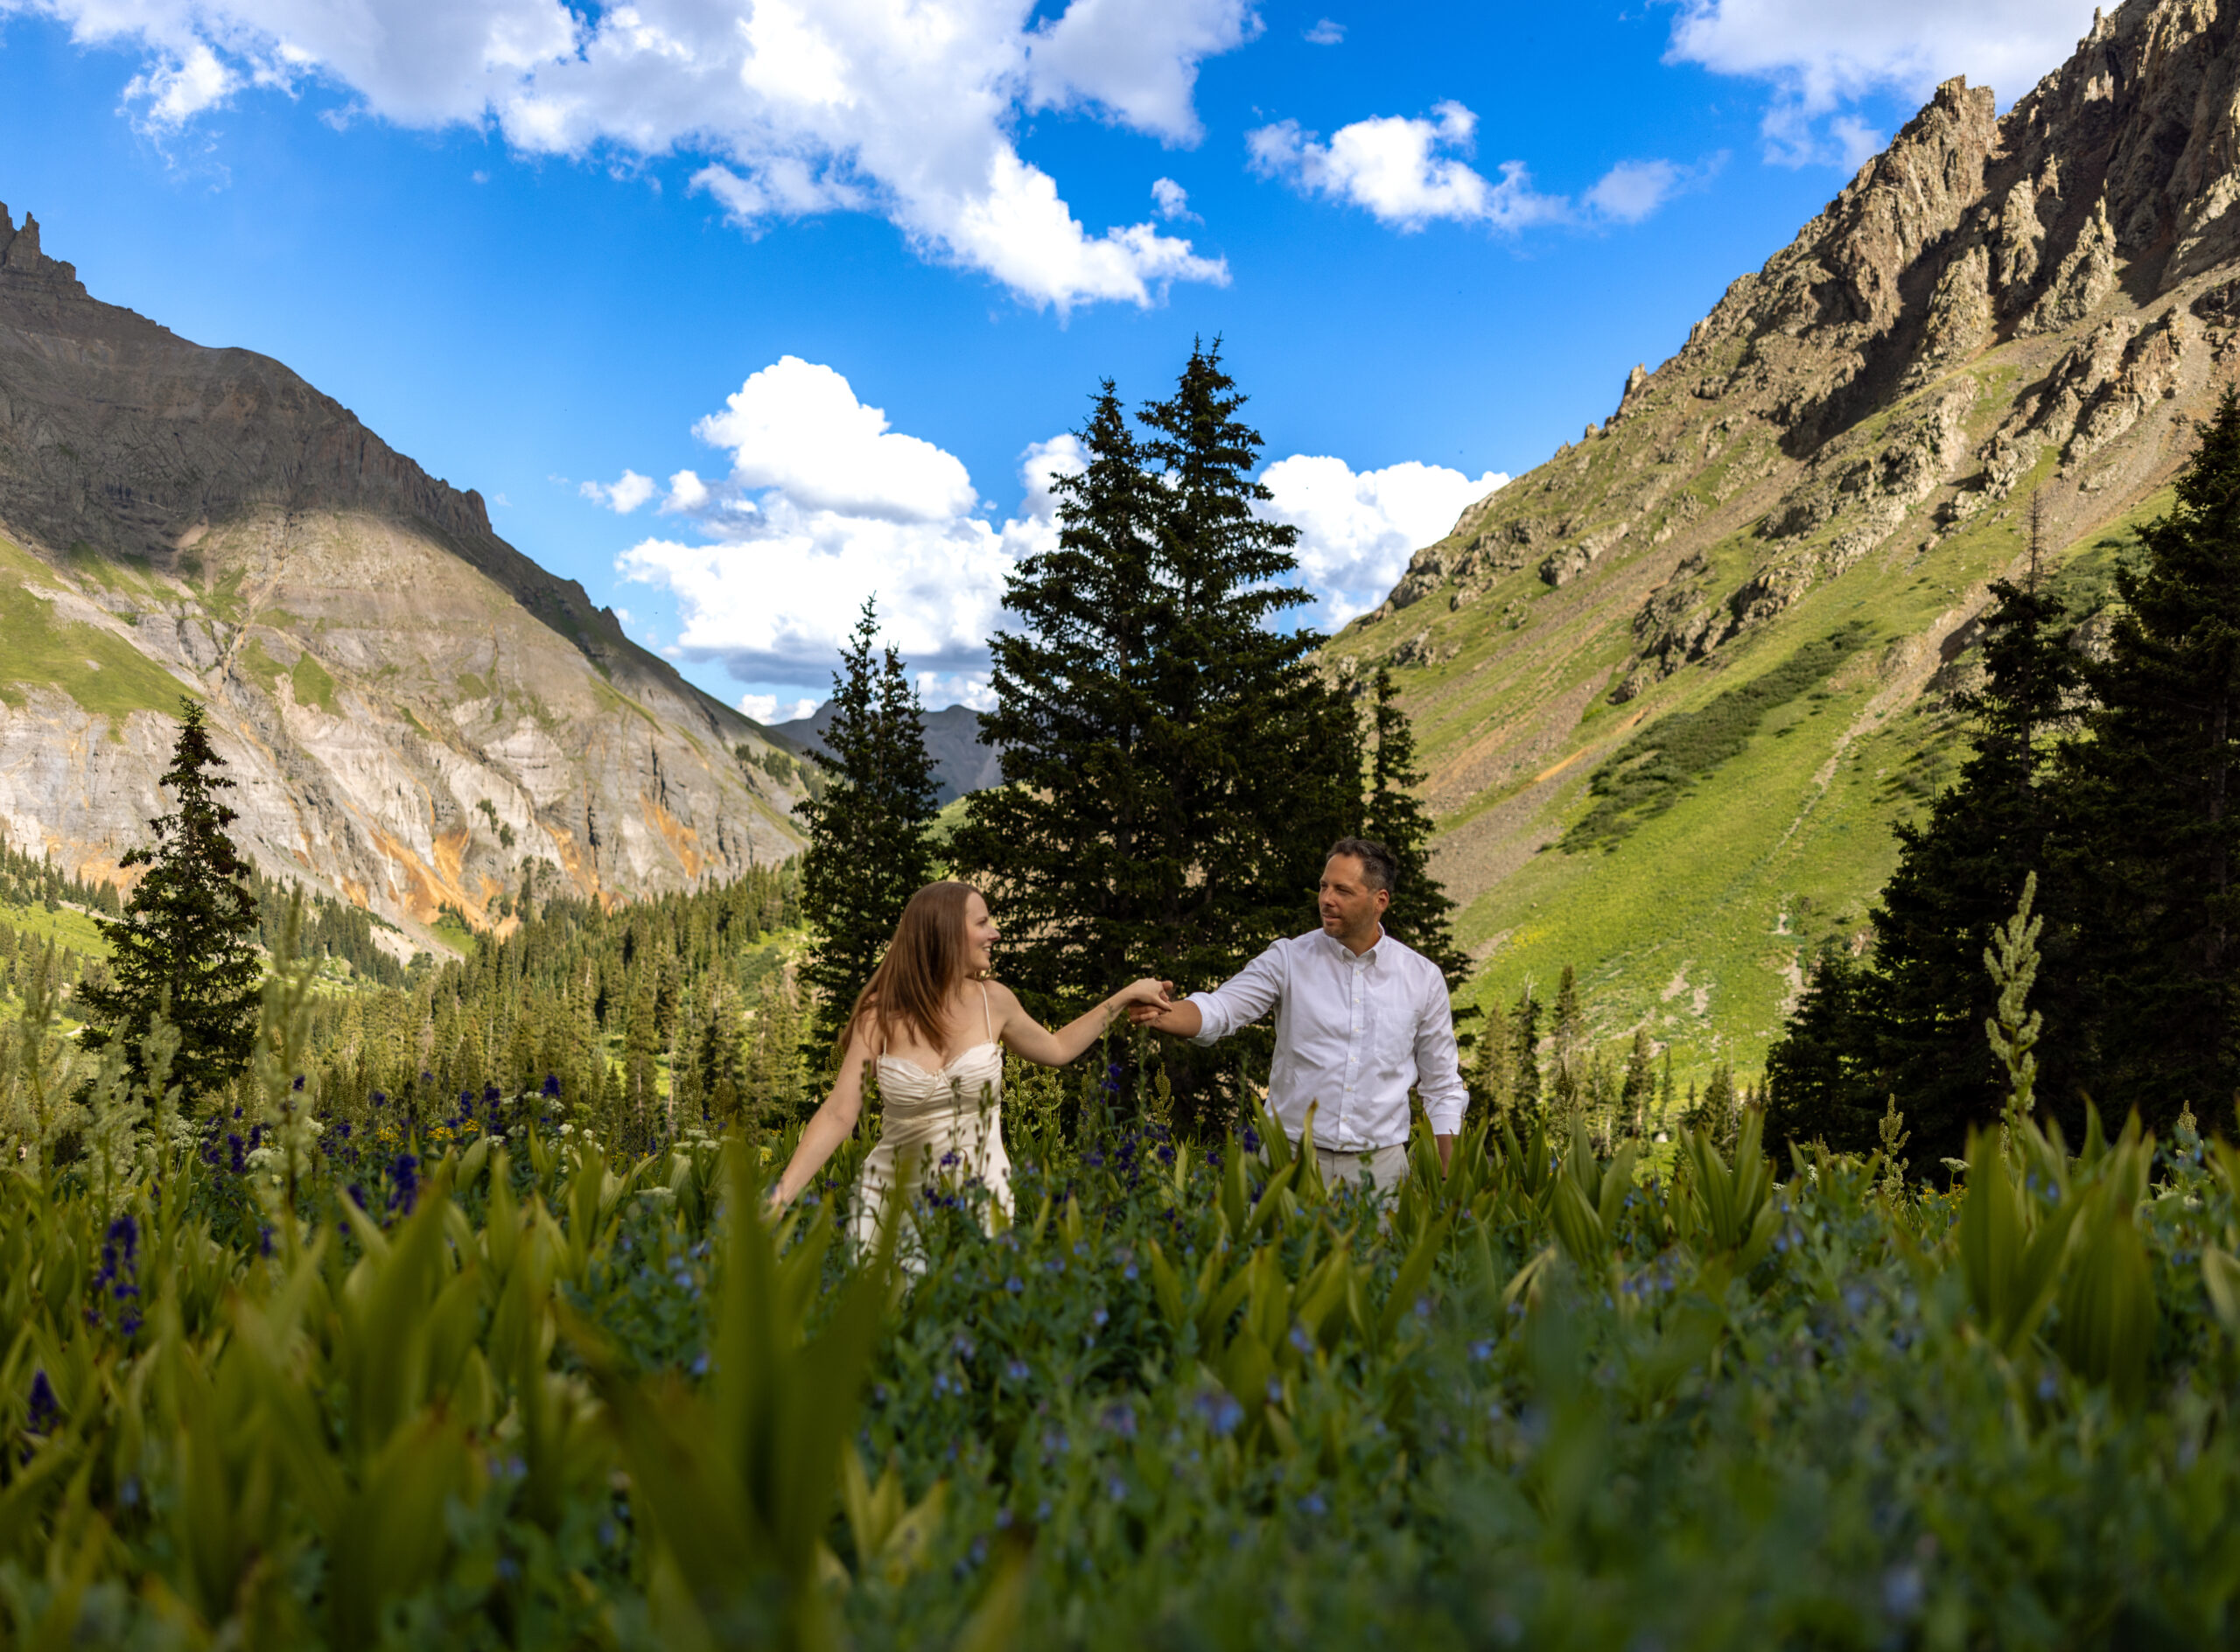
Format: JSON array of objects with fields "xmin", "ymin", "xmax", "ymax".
[{"xmin": 5, "ymin": 935, "xmax": 2240, "ymax": 1648}]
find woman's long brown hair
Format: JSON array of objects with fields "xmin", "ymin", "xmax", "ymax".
[{"xmin": 839, "ymin": 880, "xmax": 984, "ymax": 1057}]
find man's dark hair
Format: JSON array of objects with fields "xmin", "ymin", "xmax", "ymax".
[{"xmin": 1326, "ymin": 837, "xmax": 1399, "ymax": 895}]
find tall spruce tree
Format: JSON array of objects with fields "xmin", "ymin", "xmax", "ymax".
[
  {"xmin": 2061, "ymin": 388, "xmax": 2240, "ymax": 1122},
  {"xmin": 80, "ymin": 698, "xmax": 262, "ymax": 1098},
  {"xmin": 955, "ymin": 345, "xmax": 1361, "ymax": 1021},
  {"xmin": 1763, "ymin": 940, "xmax": 1882, "ymax": 1153},
  {"xmin": 1508, "ymin": 985, "xmax": 1543, "ymax": 1116},
  {"xmin": 1619, "ymin": 1028, "xmax": 1656, "ymax": 1137},
  {"xmin": 1362, "ymin": 667, "xmax": 1467, "ymax": 984},
  {"xmin": 1764, "ymin": 497, "xmax": 2080, "ymax": 1166},
  {"xmin": 798, "ymin": 598, "xmax": 941, "ymax": 1050}
]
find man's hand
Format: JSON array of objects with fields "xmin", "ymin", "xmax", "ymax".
[
  {"xmin": 1436, "ymin": 1134, "xmax": 1455, "ymax": 1176},
  {"xmin": 1126, "ymin": 981, "xmax": 1177, "ymax": 1026},
  {"xmin": 1131, "ymin": 986, "xmax": 1202, "ymax": 1040}
]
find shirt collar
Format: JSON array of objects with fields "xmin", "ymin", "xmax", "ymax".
[{"xmin": 1325, "ymin": 925, "xmax": 1385, "ymax": 964}]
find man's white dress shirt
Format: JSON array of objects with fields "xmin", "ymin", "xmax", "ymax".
[{"xmin": 1185, "ymin": 927, "xmax": 1467, "ymax": 1151}]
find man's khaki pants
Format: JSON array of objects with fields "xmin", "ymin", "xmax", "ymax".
[{"xmin": 1308, "ymin": 1141, "xmax": 1409, "ymax": 1200}]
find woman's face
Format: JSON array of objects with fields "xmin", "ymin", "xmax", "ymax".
[{"xmin": 963, "ymin": 892, "xmax": 1000, "ymax": 976}]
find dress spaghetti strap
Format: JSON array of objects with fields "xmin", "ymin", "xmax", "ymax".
[{"xmin": 980, "ymin": 981, "xmax": 994, "ymax": 1043}]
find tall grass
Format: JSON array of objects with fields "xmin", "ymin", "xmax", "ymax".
[{"xmin": 2, "ymin": 912, "xmax": 2239, "ymax": 1646}]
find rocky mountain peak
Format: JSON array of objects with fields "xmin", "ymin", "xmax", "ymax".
[
  {"xmin": 0, "ymin": 213, "xmax": 805, "ymax": 951},
  {"xmin": 0, "ymin": 206, "xmax": 82, "ymax": 295}
]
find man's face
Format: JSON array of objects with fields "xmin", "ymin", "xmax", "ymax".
[{"xmin": 1318, "ymin": 855, "xmax": 1389, "ymax": 937}]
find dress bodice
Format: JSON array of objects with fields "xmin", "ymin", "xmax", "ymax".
[{"xmin": 852, "ymin": 989, "xmax": 1012, "ymax": 1261}]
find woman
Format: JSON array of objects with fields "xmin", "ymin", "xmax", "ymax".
[{"xmin": 768, "ymin": 879, "xmax": 1169, "ymax": 1250}]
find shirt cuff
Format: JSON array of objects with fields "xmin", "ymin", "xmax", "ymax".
[
  {"xmin": 1184, "ymin": 991, "xmax": 1224, "ymax": 1046},
  {"xmin": 1423, "ymin": 1092, "xmax": 1466, "ymax": 1136}
]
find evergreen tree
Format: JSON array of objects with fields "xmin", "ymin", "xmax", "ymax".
[
  {"xmin": 1362, "ymin": 667, "xmax": 1467, "ymax": 984},
  {"xmin": 1699, "ymin": 1060, "xmax": 1737, "ymax": 1139},
  {"xmin": 746, "ymin": 974, "xmax": 804, "ymax": 1127},
  {"xmin": 956, "ymin": 345, "xmax": 1361, "ymax": 1023},
  {"xmin": 1619, "ymin": 1028, "xmax": 1656, "ymax": 1137},
  {"xmin": 1467, "ymin": 985, "xmax": 1522, "ymax": 1122},
  {"xmin": 798, "ymin": 598, "xmax": 941, "ymax": 1050},
  {"xmin": 1763, "ymin": 941, "xmax": 1883, "ymax": 1153},
  {"xmin": 1868, "ymin": 500, "xmax": 2082, "ymax": 1158},
  {"xmin": 1509, "ymin": 986, "xmax": 1543, "ymax": 1115},
  {"xmin": 2061, "ymin": 388, "xmax": 2240, "ymax": 1123},
  {"xmin": 1764, "ymin": 495, "xmax": 2080, "ymax": 1166},
  {"xmin": 1547, "ymin": 965, "xmax": 1586, "ymax": 1118},
  {"xmin": 80, "ymin": 699, "xmax": 261, "ymax": 1099}
]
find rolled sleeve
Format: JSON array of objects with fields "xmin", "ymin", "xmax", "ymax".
[
  {"xmin": 1186, "ymin": 942, "xmax": 1285, "ymax": 1046},
  {"xmin": 1412, "ymin": 974, "xmax": 1468, "ymax": 1136}
]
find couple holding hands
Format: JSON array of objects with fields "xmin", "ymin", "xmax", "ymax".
[{"xmin": 770, "ymin": 837, "xmax": 1467, "ymax": 1247}]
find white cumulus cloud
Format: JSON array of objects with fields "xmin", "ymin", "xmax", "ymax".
[
  {"xmin": 618, "ymin": 365, "xmax": 1088, "ymax": 694},
  {"xmin": 1023, "ymin": 0, "xmax": 1258, "ymax": 144},
  {"xmin": 1250, "ymin": 102, "xmax": 1707, "ymax": 234},
  {"xmin": 662, "ymin": 470, "xmax": 710, "ymax": 514},
  {"xmin": 693, "ymin": 357, "xmax": 978, "ymax": 523},
  {"xmin": 1248, "ymin": 102, "xmax": 1567, "ymax": 232},
  {"xmin": 738, "ymin": 693, "xmax": 821, "ymax": 724},
  {"xmin": 1258, "ymin": 455, "xmax": 1507, "ymax": 626},
  {"xmin": 1666, "ymin": 0, "xmax": 2104, "ymax": 165},
  {"xmin": 1304, "ymin": 19, "xmax": 1344, "ymax": 46},
  {"xmin": 1583, "ymin": 156, "xmax": 1726, "ymax": 224},
  {"xmin": 6, "ymin": 0, "xmax": 1242, "ymax": 312},
  {"xmin": 579, "ymin": 469, "xmax": 657, "ymax": 513}
]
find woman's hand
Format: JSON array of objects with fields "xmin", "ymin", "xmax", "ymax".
[{"xmin": 1110, "ymin": 977, "xmax": 1173, "ymax": 1016}]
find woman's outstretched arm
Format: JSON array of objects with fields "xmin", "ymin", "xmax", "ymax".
[
  {"xmin": 991, "ymin": 977, "xmax": 1170, "ymax": 1068},
  {"xmin": 768, "ymin": 1026, "xmax": 876, "ymax": 1208}
]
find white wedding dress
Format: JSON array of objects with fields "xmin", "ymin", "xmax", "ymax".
[{"xmin": 850, "ymin": 984, "xmax": 1014, "ymax": 1256}]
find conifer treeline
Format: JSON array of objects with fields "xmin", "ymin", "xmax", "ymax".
[
  {"xmin": 249, "ymin": 873, "xmax": 413, "ymax": 987},
  {"xmin": 0, "ymin": 830, "xmax": 122, "ymax": 915},
  {"xmin": 296, "ymin": 864, "xmax": 805, "ymax": 1150},
  {"xmin": 1768, "ymin": 388, "xmax": 2240, "ymax": 1168},
  {"xmin": 1465, "ymin": 962, "xmax": 1752, "ymax": 1149}
]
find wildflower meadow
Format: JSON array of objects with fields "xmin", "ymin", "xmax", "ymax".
[{"xmin": 1, "ymin": 910, "xmax": 2239, "ymax": 1651}]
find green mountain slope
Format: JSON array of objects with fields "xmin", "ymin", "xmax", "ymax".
[{"xmin": 1331, "ymin": 1, "xmax": 2231, "ymax": 1079}]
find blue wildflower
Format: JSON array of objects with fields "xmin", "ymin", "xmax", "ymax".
[
  {"xmin": 25, "ymin": 1370, "xmax": 56, "ymax": 1435},
  {"xmin": 388, "ymin": 1152, "xmax": 420, "ymax": 1215}
]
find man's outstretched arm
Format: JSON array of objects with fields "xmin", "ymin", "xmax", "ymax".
[
  {"xmin": 1131, "ymin": 942, "xmax": 1284, "ymax": 1044},
  {"xmin": 1134, "ymin": 997, "xmax": 1204, "ymax": 1039}
]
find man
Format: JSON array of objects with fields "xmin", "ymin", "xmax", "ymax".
[{"xmin": 1133, "ymin": 836, "xmax": 1466, "ymax": 1194}]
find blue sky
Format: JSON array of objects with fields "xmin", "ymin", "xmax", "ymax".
[{"xmin": 0, "ymin": 0, "xmax": 2101, "ymax": 718}]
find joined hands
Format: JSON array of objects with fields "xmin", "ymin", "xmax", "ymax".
[{"xmin": 1125, "ymin": 980, "xmax": 1181, "ymax": 1028}]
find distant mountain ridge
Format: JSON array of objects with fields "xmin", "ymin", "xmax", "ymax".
[
  {"xmin": 774, "ymin": 703, "xmax": 1002, "ymax": 805},
  {"xmin": 1334, "ymin": 0, "xmax": 2240, "ymax": 1074},
  {"xmin": 0, "ymin": 208, "xmax": 804, "ymax": 950}
]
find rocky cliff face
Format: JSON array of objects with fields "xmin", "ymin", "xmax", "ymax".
[
  {"xmin": 1336, "ymin": 0, "xmax": 2240, "ymax": 1066},
  {"xmin": 0, "ymin": 211, "xmax": 803, "ymax": 950}
]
